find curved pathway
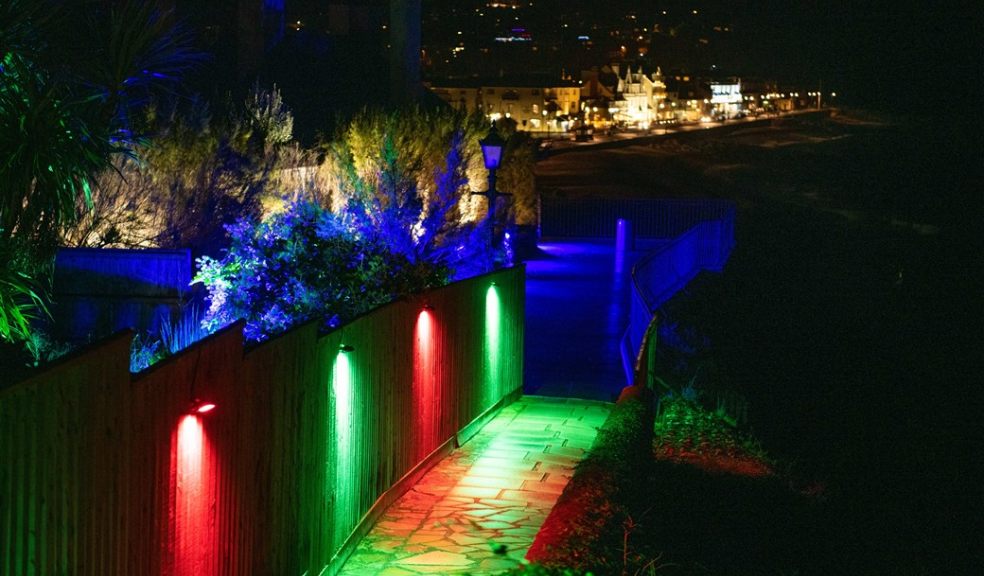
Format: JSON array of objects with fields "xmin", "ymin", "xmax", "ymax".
[
  {"xmin": 341, "ymin": 239, "xmax": 639, "ymax": 574},
  {"xmin": 339, "ymin": 396, "xmax": 610, "ymax": 575},
  {"xmin": 524, "ymin": 239, "xmax": 665, "ymax": 400}
]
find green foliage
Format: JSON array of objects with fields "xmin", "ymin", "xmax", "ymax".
[
  {"xmin": 159, "ymin": 305, "xmax": 210, "ymax": 356},
  {"xmin": 129, "ymin": 333, "xmax": 163, "ymax": 373},
  {"xmin": 1, "ymin": 0, "xmax": 197, "ymax": 352},
  {"xmin": 323, "ymin": 106, "xmax": 489, "ymax": 219},
  {"xmin": 0, "ymin": 251, "xmax": 48, "ymax": 358},
  {"xmin": 63, "ymin": 84, "xmax": 307, "ymax": 251},
  {"xmin": 654, "ymin": 395, "xmax": 772, "ymax": 469},
  {"xmin": 321, "ymin": 107, "xmax": 510, "ymax": 272},
  {"xmin": 22, "ymin": 328, "xmax": 74, "ymax": 368},
  {"xmin": 0, "ymin": 49, "xmax": 116, "ymax": 257},
  {"xmin": 1, "ymin": 0, "xmax": 199, "ymax": 256},
  {"xmin": 64, "ymin": 103, "xmax": 538, "ymax": 263},
  {"xmin": 245, "ymin": 82, "xmax": 293, "ymax": 148},
  {"xmin": 321, "ymin": 106, "xmax": 538, "ymax": 227}
]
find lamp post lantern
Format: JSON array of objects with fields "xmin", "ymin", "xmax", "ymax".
[{"xmin": 474, "ymin": 122, "xmax": 510, "ymax": 268}]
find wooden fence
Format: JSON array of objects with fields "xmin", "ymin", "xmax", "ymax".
[{"xmin": 0, "ymin": 266, "xmax": 525, "ymax": 576}]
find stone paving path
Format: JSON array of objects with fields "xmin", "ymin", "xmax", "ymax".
[{"xmin": 338, "ymin": 396, "xmax": 611, "ymax": 575}]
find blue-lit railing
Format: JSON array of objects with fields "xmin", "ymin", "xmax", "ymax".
[{"xmin": 620, "ymin": 202, "xmax": 736, "ymax": 386}]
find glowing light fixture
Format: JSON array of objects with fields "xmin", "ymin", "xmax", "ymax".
[
  {"xmin": 473, "ymin": 123, "xmax": 511, "ymax": 269},
  {"xmin": 479, "ymin": 122, "xmax": 506, "ymax": 170},
  {"xmin": 339, "ymin": 344, "xmax": 355, "ymax": 352},
  {"xmin": 190, "ymin": 400, "xmax": 216, "ymax": 415}
]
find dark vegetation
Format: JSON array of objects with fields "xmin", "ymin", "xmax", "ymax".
[
  {"xmin": 1, "ymin": 0, "xmax": 200, "ymax": 375},
  {"xmin": 2, "ymin": 2, "xmax": 540, "ymax": 377},
  {"xmin": 654, "ymin": 198, "xmax": 981, "ymax": 574},
  {"xmin": 534, "ymin": 113, "xmax": 982, "ymax": 574},
  {"xmin": 522, "ymin": 388, "xmax": 654, "ymax": 575}
]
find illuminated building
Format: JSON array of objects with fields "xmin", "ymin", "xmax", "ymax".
[
  {"xmin": 610, "ymin": 64, "xmax": 667, "ymax": 128},
  {"xmin": 709, "ymin": 79, "xmax": 743, "ymax": 119},
  {"xmin": 428, "ymin": 76, "xmax": 581, "ymax": 133}
]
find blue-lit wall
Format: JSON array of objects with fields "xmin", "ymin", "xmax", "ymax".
[{"xmin": 52, "ymin": 248, "xmax": 194, "ymax": 342}]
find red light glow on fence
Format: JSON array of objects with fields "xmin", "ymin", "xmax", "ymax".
[
  {"xmin": 414, "ymin": 309, "xmax": 440, "ymax": 459},
  {"xmin": 172, "ymin": 415, "xmax": 217, "ymax": 575}
]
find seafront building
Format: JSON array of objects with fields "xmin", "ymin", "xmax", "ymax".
[{"xmin": 428, "ymin": 76, "xmax": 581, "ymax": 133}]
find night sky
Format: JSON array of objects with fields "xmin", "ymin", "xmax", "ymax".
[
  {"xmin": 418, "ymin": 0, "xmax": 975, "ymax": 113},
  {"xmin": 722, "ymin": 1, "xmax": 975, "ymax": 113},
  {"xmin": 174, "ymin": 1, "xmax": 975, "ymax": 116}
]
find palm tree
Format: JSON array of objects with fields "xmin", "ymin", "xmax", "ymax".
[{"xmin": 0, "ymin": 0, "xmax": 199, "ymax": 354}]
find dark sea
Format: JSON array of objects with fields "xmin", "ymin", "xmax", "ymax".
[{"xmin": 682, "ymin": 112, "xmax": 982, "ymax": 572}]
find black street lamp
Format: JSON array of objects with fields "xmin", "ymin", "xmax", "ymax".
[{"xmin": 473, "ymin": 122, "xmax": 510, "ymax": 268}]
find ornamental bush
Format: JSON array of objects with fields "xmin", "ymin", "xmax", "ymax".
[{"xmin": 193, "ymin": 201, "xmax": 448, "ymax": 342}]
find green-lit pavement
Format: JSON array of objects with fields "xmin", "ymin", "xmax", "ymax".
[{"xmin": 338, "ymin": 396, "xmax": 611, "ymax": 575}]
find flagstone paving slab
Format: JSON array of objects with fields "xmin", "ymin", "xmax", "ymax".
[{"xmin": 338, "ymin": 396, "xmax": 610, "ymax": 576}]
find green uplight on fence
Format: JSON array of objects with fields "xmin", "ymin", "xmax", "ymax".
[
  {"xmin": 331, "ymin": 347, "xmax": 357, "ymax": 542},
  {"xmin": 485, "ymin": 284, "xmax": 501, "ymax": 407}
]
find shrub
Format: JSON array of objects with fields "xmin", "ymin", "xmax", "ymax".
[
  {"xmin": 193, "ymin": 201, "xmax": 448, "ymax": 342},
  {"xmin": 129, "ymin": 333, "xmax": 163, "ymax": 373},
  {"xmin": 63, "ymin": 95, "xmax": 270, "ymax": 252},
  {"xmin": 322, "ymin": 107, "xmax": 537, "ymax": 245},
  {"xmin": 159, "ymin": 305, "xmax": 211, "ymax": 356},
  {"xmin": 244, "ymin": 82, "xmax": 294, "ymax": 148},
  {"xmin": 63, "ymin": 103, "xmax": 538, "ymax": 267},
  {"xmin": 0, "ymin": 254, "xmax": 48, "ymax": 360},
  {"xmin": 1, "ymin": 0, "xmax": 198, "ymax": 355}
]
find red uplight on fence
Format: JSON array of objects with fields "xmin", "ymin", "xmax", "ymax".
[{"xmin": 191, "ymin": 401, "xmax": 216, "ymax": 415}]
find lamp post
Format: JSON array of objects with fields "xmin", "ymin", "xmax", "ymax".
[{"xmin": 473, "ymin": 122, "xmax": 510, "ymax": 269}]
